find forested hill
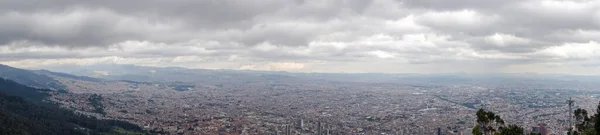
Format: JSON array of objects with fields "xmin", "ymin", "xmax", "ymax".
[
  {"xmin": 0, "ymin": 64, "xmax": 65, "ymax": 90},
  {"xmin": 0, "ymin": 78, "xmax": 51, "ymax": 102},
  {"xmin": 0, "ymin": 78, "xmax": 146, "ymax": 135}
]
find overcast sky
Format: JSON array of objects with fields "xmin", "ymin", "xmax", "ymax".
[{"xmin": 0, "ymin": 0, "xmax": 599, "ymax": 74}]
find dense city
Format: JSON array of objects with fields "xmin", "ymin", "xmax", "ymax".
[{"xmin": 41, "ymin": 69, "xmax": 600, "ymax": 135}]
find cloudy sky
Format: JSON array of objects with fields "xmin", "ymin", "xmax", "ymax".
[{"xmin": 0, "ymin": 0, "xmax": 599, "ymax": 74}]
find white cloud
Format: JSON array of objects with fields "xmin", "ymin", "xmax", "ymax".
[
  {"xmin": 549, "ymin": 29, "xmax": 600, "ymax": 42},
  {"xmin": 239, "ymin": 62, "xmax": 305, "ymax": 71},
  {"xmin": 537, "ymin": 41, "xmax": 600, "ymax": 59},
  {"xmin": 484, "ymin": 33, "xmax": 531, "ymax": 47},
  {"xmin": 415, "ymin": 9, "xmax": 499, "ymax": 31},
  {"xmin": 369, "ymin": 50, "xmax": 395, "ymax": 59},
  {"xmin": 252, "ymin": 42, "xmax": 279, "ymax": 52},
  {"xmin": 519, "ymin": 0, "xmax": 598, "ymax": 16},
  {"xmin": 384, "ymin": 15, "xmax": 429, "ymax": 32}
]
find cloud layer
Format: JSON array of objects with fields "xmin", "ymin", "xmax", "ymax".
[{"xmin": 0, "ymin": 0, "xmax": 599, "ymax": 74}]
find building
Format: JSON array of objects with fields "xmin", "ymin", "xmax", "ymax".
[
  {"xmin": 297, "ymin": 119, "xmax": 304, "ymax": 130},
  {"xmin": 317, "ymin": 121, "xmax": 322, "ymax": 135},
  {"xmin": 531, "ymin": 124, "xmax": 548, "ymax": 135}
]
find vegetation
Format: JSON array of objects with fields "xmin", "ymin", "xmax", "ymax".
[
  {"xmin": 0, "ymin": 64, "xmax": 66, "ymax": 90},
  {"xmin": 111, "ymin": 127, "xmax": 148, "ymax": 135},
  {"xmin": 469, "ymin": 101, "xmax": 600, "ymax": 135},
  {"xmin": 0, "ymin": 78, "xmax": 146, "ymax": 135},
  {"xmin": 574, "ymin": 108, "xmax": 592, "ymax": 133},
  {"xmin": 89, "ymin": 94, "xmax": 107, "ymax": 115},
  {"xmin": 0, "ymin": 78, "xmax": 51, "ymax": 102},
  {"xmin": 595, "ymin": 102, "xmax": 600, "ymax": 135},
  {"xmin": 474, "ymin": 109, "xmax": 505, "ymax": 135},
  {"xmin": 570, "ymin": 101, "xmax": 600, "ymax": 135},
  {"xmin": 472, "ymin": 101, "xmax": 600, "ymax": 135},
  {"xmin": 472, "ymin": 125, "xmax": 483, "ymax": 135},
  {"xmin": 473, "ymin": 109, "xmax": 525, "ymax": 135},
  {"xmin": 498, "ymin": 124, "xmax": 524, "ymax": 135}
]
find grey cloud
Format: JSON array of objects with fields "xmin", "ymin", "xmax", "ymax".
[
  {"xmin": 0, "ymin": 0, "xmax": 372, "ymax": 27},
  {"xmin": 0, "ymin": 9, "xmax": 155, "ymax": 47},
  {"xmin": 1, "ymin": 0, "xmax": 600, "ymax": 73},
  {"xmin": 0, "ymin": 0, "xmax": 376, "ymax": 47},
  {"xmin": 545, "ymin": 30, "xmax": 600, "ymax": 43},
  {"xmin": 466, "ymin": 37, "xmax": 548, "ymax": 53},
  {"xmin": 400, "ymin": 0, "xmax": 521, "ymax": 11}
]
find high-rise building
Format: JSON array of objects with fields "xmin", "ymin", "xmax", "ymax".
[
  {"xmin": 324, "ymin": 123, "xmax": 329, "ymax": 135},
  {"xmin": 297, "ymin": 119, "xmax": 304, "ymax": 130},
  {"xmin": 285, "ymin": 124, "xmax": 291, "ymax": 135},
  {"xmin": 317, "ymin": 121, "xmax": 322, "ymax": 135}
]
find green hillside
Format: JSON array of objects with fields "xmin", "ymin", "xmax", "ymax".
[{"xmin": 0, "ymin": 78, "xmax": 146, "ymax": 135}]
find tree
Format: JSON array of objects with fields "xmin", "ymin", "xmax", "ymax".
[
  {"xmin": 472, "ymin": 125, "xmax": 483, "ymax": 135},
  {"xmin": 567, "ymin": 128, "xmax": 578, "ymax": 135},
  {"xmin": 572, "ymin": 101, "xmax": 600, "ymax": 135},
  {"xmin": 574, "ymin": 108, "xmax": 591, "ymax": 132},
  {"xmin": 580, "ymin": 128, "xmax": 595, "ymax": 135},
  {"xmin": 476, "ymin": 109, "xmax": 505, "ymax": 135},
  {"xmin": 498, "ymin": 124, "xmax": 523, "ymax": 135},
  {"xmin": 596, "ymin": 101, "xmax": 600, "ymax": 135}
]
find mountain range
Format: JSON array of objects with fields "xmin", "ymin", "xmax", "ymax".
[{"xmin": 1, "ymin": 64, "xmax": 600, "ymax": 92}]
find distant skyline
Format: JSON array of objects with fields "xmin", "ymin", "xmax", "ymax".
[{"xmin": 0, "ymin": 0, "xmax": 599, "ymax": 75}]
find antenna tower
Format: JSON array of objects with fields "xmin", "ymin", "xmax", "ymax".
[{"xmin": 567, "ymin": 97, "xmax": 574, "ymax": 134}]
